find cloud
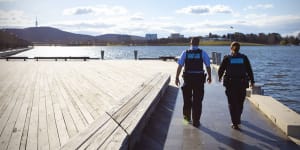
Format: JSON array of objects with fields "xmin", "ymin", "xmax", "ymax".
[
  {"xmin": 0, "ymin": 10, "xmax": 32, "ymax": 27},
  {"xmin": 63, "ymin": 5, "xmax": 128, "ymax": 16},
  {"xmin": 243, "ymin": 14, "xmax": 300, "ymax": 27},
  {"xmin": 245, "ymin": 4, "xmax": 273, "ymax": 10},
  {"xmin": 176, "ymin": 5, "xmax": 232, "ymax": 15},
  {"xmin": 54, "ymin": 21, "xmax": 114, "ymax": 29},
  {"xmin": 129, "ymin": 13, "xmax": 144, "ymax": 21},
  {"xmin": 0, "ymin": 0, "xmax": 15, "ymax": 2}
]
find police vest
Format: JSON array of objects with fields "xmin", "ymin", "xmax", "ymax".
[
  {"xmin": 225, "ymin": 54, "xmax": 247, "ymax": 79},
  {"xmin": 184, "ymin": 49, "xmax": 204, "ymax": 74}
]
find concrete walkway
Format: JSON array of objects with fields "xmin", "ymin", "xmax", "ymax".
[{"xmin": 135, "ymin": 70, "xmax": 299, "ymax": 150}]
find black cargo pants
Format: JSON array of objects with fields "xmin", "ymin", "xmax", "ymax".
[
  {"xmin": 225, "ymin": 82, "xmax": 247, "ymax": 125},
  {"xmin": 181, "ymin": 74, "xmax": 205, "ymax": 122}
]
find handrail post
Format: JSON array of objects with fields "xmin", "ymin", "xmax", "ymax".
[
  {"xmin": 101, "ymin": 50, "xmax": 104, "ymax": 60},
  {"xmin": 134, "ymin": 50, "xmax": 138, "ymax": 60}
]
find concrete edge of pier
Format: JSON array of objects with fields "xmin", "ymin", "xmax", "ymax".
[
  {"xmin": 211, "ymin": 64, "xmax": 300, "ymax": 145},
  {"xmin": 0, "ymin": 47, "xmax": 33, "ymax": 57}
]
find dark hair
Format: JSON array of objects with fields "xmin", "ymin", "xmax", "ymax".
[
  {"xmin": 191, "ymin": 37, "xmax": 200, "ymax": 46},
  {"xmin": 230, "ymin": 41, "xmax": 240, "ymax": 51}
]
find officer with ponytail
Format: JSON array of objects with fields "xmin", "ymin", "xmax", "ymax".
[
  {"xmin": 175, "ymin": 37, "xmax": 212, "ymax": 127},
  {"xmin": 218, "ymin": 41, "xmax": 255, "ymax": 129}
]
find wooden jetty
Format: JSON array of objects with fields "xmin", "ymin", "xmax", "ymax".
[
  {"xmin": 0, "ymin": 60, "xmax": 175, "ymax": 150},
  {"xmin": 0, "ymin": 59, "xmax": 299, "ymax": 150}
]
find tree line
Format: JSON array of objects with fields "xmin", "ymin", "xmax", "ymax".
[
  {"xmin": 142, "ymin": 32, "xmax": 300, "ymax": 46},
  {"xmin": 0, "ymin": 30, "xmax": 32, "ymax": 51},
  {"xmin": 210, "ymin": 32, "xmax": 300, "ymax": 45}
]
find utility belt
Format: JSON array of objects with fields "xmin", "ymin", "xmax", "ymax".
[
  {"xmin": 183, "ymin": 71, "xmax": 206, "ymax": 84},
  {"xmin": 223, "ymin": 76, "xmax": 249, "ymax": 88}
]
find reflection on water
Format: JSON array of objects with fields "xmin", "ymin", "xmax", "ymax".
[{"xmin": 16, "ymin": 46, "xmax": 300, "ymax": 114}]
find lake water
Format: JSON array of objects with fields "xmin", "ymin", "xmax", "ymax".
[{"xmin": 15, "ymin": 46, "xmax": 300, "ymax": 114}]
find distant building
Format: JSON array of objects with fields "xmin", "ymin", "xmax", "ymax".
[
  {"xmin": 169, "ymin": 33, "xmax": 184, "ymax": 39},
  {"xmin": 145, "ymin": 34, "xmax": 157, "ymax": 40}
]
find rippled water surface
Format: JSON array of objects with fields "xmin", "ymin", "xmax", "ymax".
[{"xmin": 16, "ymin": 46, "xmax": 300, "ymax": 113}]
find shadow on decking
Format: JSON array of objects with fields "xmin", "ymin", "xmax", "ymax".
[{"xmin": 134, "ymin": 85, "xmax": 179, "ymax": 150}]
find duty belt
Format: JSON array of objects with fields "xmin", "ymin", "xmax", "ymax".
[{"xmin": 184, "ymin": 70, "xmax": 204, "ymax": 74}]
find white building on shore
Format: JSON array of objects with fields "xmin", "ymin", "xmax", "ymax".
[{"xmin": 145, "ymin": 34, "xmax": 158, "ymax": 40}]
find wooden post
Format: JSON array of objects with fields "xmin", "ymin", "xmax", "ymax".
[
  {"xmin": 101, "ymin": 50, "xmax": 104, "ymax": 60},
  {"xmin": 134, "ymin": 50, "xmax": 138, "ymax": 60}
]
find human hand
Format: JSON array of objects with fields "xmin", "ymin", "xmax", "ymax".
[
  {"xmin": 207, "ymin": 76, "xmax": 212, "ymax": 84},
  {"xmin": 175, "ymin": 77, "xmax": 180, "ymax": 86}
]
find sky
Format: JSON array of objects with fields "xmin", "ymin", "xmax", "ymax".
[{"xmin": 0, "ymin": 0, "xmax": 300, "ymax": 38}]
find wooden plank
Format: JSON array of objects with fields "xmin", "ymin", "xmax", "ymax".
[
  {"xmin": 0, "ymin": 60, "xmax": 178, "ymax": 150},
  {"xmin": 66, "ymin": 63, "xmax": 120, "ymax": 114},
  {"xmin": 19, "ymin": 68, "xmax": 38, "ymax": 150},
  {"xmin": 60, "ymin": 74, "xmax": 161, "ymax": 150},
  {"xmin": 75, "ymin": 66, "xmax": 119, "ymax": 101},
  {"xmin": 26, "ymin": 71, "xmax": 41, "ymax": 150},
  {"xmin": 38, "ymin": 71, "xmax": 50, "ymax": 150},
  {"xmin": 7, "ymin": 66, "xmax": 37, "ymax": 150},
  {"xmin": 75, "ymin": 61, "xmax": 133, "ymax": 101},
  {"xmin": 52, "ymin": 71, "xmax": 79, "ymax": 138},
  {"xmin": 67, "ymin": 72, "xmax": 100, "ymax": 120},
  {"xmin": 56, "ymin": 70, "xmax": 87, "ymax": 132},
  {"xmin": 0, "ymin": 67, "xmax": 32, "ymax": 150},
  {"xmin": 60, "ymin": 114, "xmax": 111, "ymax": 150},
  {"xmin": 46, "ymin": 65, "xmax": 69, "ymax": 146},
  {"xmin": 44, "ymin": 67, "xmax": 61, "ymax": 150},
  {"xmin": 66, "ymin": 64, "xmax": 115, "ymax": 120},
  {"xmin": 0, "ymin": 65, "xmax": 28, "ymax": 119},
  {"xmin": 122, "ymin": 74, "xmax": 170, "ymax": 131},
  {"xmin": 61, "ymin": 73, "xmax": 169, "ymax": 149},
  {"xmin": 58, "ymin": 69, "xmax": 94, "ymax": 125},
  {"xmin": 121, "ymin": 74, "xmax": 170, "ymax": 149},
  {"xmin": 84, "ymin": 121, "xmax": 127, "ymax": 150},
  {"xmin": 51, "ymin": 88, "xmax": 70, "ymax": 146},
  {"xmin": 106, "ymin": 73, "xmax": 160, "ymax": 116},
  {"xmin": 109, "ymin": 73, "xmax": 163, "ymax": 123}
]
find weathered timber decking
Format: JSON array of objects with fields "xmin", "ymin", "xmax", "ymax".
[
  {"xmin": 0, "ymin": 59, "xmax": 299, "ymax": 150},
  {"xmin": 60, "ymin": 73, "xmax": 170, "ymax": 149},
  {"xmin": 0, "ymin": 60, "xmax": 176, "ymax": 150}
]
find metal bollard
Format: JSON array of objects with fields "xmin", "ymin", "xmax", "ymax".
[
  {"xmin": 216, "ymin": 52, "xmax": 221, "ymax": 65},
  {"xmin": 101, "ymin": 50, "xmax": 104, "ymax": 60},
  {"xmin": 212, "ymin": 52, "xmax": 216, "ymax": 64},
  {"xmin": 252, "ymin": 83, "xmax": 264, "ymax": 95},
  {"xmin": 134, "ymin": 50, "xmax": 138, "ymax": 60}
]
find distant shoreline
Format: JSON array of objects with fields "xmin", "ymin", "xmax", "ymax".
[{"xmin": 32, "ymin": 41, "xmax": 267, "ymax": 46}]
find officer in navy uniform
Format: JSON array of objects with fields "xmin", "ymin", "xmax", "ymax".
[
  {"xmin": 218, "ymin": 41, "xmax": 255, "ymax": 129},
  {"xmin": 175, "ymin": 37, "xmax": 212, "ymax": 127}
]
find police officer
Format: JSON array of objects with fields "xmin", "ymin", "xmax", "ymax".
[
  {"xmin": 218, "ymin": 41, "xmax": 255, "ymax": 129},
  {"xmin": 175, "ymin": 37, "xmax": 212, "ymax": 127}
]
